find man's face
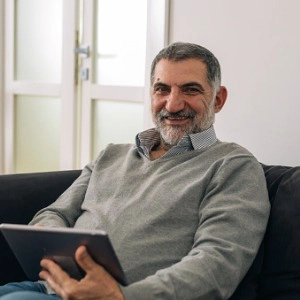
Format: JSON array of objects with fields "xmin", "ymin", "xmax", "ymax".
[{"xmin": 151, "ymin": 58, "xmax": 217, "ymax": 147}]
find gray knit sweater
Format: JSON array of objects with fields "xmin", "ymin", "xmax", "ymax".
[{"xmin": 30, "ymin": 141, "xmax": 270, "ymax": 300}]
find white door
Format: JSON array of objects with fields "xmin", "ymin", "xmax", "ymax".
[
  {"xmin": 1, "ymin": 0, "xmax": 169, "ymax": 174},
  {"xmin": 3, "ymin": 0, "xmax": 77, "ymax": 173}
]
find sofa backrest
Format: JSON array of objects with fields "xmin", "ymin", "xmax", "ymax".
[
  {"xmin": 256, "ymin": 165, "xmax": 300, "ymax": 299},
  {"xmin": 227, "ymin": 164, "xmax": 300, "ymax": 299}
]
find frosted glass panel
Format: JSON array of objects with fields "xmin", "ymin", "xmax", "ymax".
[
  {"xmin": 15, "ymin": 0, "xmax": 62, "ymax": 82},
  {"xmin": 92, "ymin": 100, "xmax": 144, "ymax": 158},
  {"xmin": 15, "ymin": 96, "xmax": 61, "ymax": 173},
  {"xmin": 94, "ymin": 0, "xmax": 147, "ymax": 86}
]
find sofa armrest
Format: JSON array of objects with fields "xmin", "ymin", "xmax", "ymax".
[{"xmin": 0, "ymin": 170, "xmax": 81, "ymax": 285}]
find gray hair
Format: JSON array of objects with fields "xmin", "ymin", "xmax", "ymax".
[{"xmin": 151, "ymin": 42, "xmax": 221, "ymax": 91}]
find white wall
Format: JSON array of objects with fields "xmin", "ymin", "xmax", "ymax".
[{"xmin": 169, "ymin": 0, "xmax": 300, "ymax": 166}]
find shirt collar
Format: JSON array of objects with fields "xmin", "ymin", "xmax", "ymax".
[
  {"xmin": 136, "ymin": 126, "xmax": 217, "ymax": 158},
  {"xmin": 189, "ymin": 126, "xmax": 217, "ymax": 150}
]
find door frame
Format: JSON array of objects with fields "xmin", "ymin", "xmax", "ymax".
[{"xmin": 79, "ymin": 0, "xmax": 169, "ymax": 167}]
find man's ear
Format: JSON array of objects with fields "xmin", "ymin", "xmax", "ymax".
[{"xmin": 214, "ymin": 86, "xmax": 228, "ymax": 113}]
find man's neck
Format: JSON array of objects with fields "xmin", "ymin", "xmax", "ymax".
[{"xmin": 150, "ymin": 142, "xmax": 171, "ymax": 160}]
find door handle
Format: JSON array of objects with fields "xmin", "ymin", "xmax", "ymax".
[{"xmin": 74, "ymin": 45, "xmax": 90, "ymax": 58}]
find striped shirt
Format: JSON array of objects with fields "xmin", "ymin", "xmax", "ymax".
[{"xmin": 136, "ymin": 126, "xmax": 217, "ymax": 159}]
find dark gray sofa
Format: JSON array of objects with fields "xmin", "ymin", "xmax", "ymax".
[{"xmin": 0, "ymin": 165, "xmax": 299, "ymax": 299}]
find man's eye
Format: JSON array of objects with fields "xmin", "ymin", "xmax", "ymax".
[
  {"xmin": 155, "ymin": 86, "xmax": 169, "ymax": 93},
  {"xmin": 183, "ymin": 87, "xmax": 200, "ymax": 94}
]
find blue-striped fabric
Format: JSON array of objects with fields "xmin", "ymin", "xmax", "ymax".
[{"xmin": 136, "ymin": 126, "xmax": 217, "ymax": 159}]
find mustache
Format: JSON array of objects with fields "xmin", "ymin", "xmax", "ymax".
[{"xmin": 157, "ymin": 110, "xmax": 196, "ymax": 120}]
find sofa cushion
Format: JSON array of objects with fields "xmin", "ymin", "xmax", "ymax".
[
  {"xmin": 0, "ymin": 170, "xmax": 81, "ymax": 285},
  {"xmin": 257, "ymin": 165, "xmax": 300, "ymax": 299}
]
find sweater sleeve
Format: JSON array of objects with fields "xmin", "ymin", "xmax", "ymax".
[
  {"xmin": 29, "ymin": 161, "xmax": 94, "ymax": 227},
  {"xmin": 121, "ymin": 156, "xmax": 270, "ymax": 300}
]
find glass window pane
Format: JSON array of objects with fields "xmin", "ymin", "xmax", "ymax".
[
  {"xmin": 15, "ymin": 0, "xmax": 62, "ymax": 82},
  {"xmin": 14, "ymin": 95, "xmax": 61, "ymax": 173},
  {"xmin": 92, "ymin": 99, "xmax": 144, "ymax": 158},
  {"xmin": 94, "ymin": 0, "xmax": 147, "ymax": 86}
]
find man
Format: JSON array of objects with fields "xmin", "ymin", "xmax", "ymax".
[{"xmin": 0, "ymin": 42, "xmax": 270, "ymax": 300}]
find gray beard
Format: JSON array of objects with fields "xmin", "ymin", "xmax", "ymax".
[{"xmin": 154, "ymin": 104, "xmax": 215, "ymax": 147}]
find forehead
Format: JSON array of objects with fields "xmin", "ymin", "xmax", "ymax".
[{"xmin": 153, "ymin": 58, "xmax": 209, "ymax": 85}]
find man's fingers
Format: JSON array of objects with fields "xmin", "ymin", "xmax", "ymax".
[
  {"xmin": 40, "ymin": 259, "xmax": 70, "ymax": 287},
  {"xmin": 39, "ymin": 269, "xmax": 61, "ymax": 295},
  {"xmin": 75, "ymin": 245, "xmax": 101, "ymax": 274},
  {"xmin": 40, "ymin": 259, "xmax": 77, "ymax": 297},
  {"xmin": 40, "ymin": 248, "xmax": 123, "ymax": 300}
]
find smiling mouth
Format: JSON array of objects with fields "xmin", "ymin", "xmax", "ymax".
[
  {"xmin": 162, "ymin": 116, "xmax": 192, "ymax": 126},
  {"xmin": 164, "ymin": 116, "xmax": 189, "ymax": 120},
  {"xmin": 157, "ymin": 110, "xmax": 196, "ymax": 126}
]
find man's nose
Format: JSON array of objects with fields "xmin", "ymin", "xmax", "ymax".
[{"xmin": 165, "ymin": 90, "xmax": 185, "ymax": 112}]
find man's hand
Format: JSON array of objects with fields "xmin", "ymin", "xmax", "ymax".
[{"xmin": 39, "ymin": 245, "xmax": 124, "ymax": 300}]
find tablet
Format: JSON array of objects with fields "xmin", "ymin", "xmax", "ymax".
[{"xmin": 0, "ymin": 223, "xmax": 128, "ymax": 286}]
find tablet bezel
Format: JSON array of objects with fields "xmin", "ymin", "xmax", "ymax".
[{"xmin": 0, "ymin": 223, "xmax": 128, "ymax": 286}]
